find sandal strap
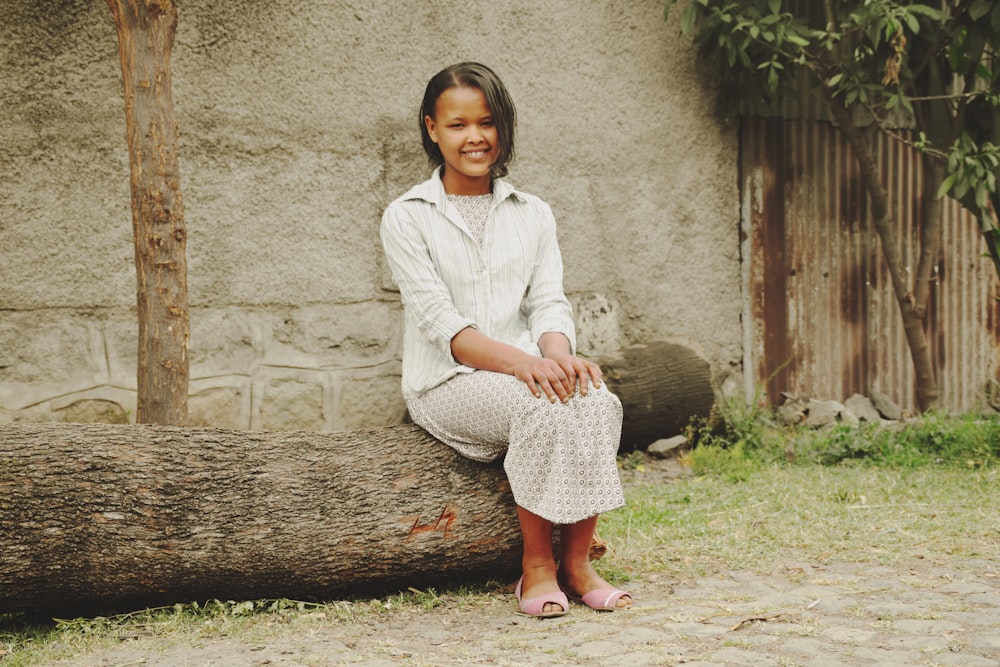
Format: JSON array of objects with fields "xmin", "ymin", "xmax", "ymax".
[{"xmin": 580, "ymin": 587, "xmax": 631, "ymax": 611}]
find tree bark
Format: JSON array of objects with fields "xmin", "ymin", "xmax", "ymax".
[
  {"xmin": 594, "ymin": 341, "xmax": 715, "ymax": 450},
  {"xmin": 0, "ymin": 423, "xmax": 522, "ymax": 615},
  {"xmin": 107, "ymin": 0, "xmax": 189, "ymax": 425}
]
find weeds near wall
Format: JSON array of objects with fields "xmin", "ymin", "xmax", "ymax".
[{"xmin": 687, "ymin": 401, "xmax": 1000, "ymax": 471}]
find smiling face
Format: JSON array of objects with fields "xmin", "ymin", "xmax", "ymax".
[{"xmin": 424, "ymin": 86, "xmax": 498, "ymax": 195}]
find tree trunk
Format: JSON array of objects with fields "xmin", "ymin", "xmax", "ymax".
[
  {"xmin": 594, "ymin": 341, "xmax": 715, "ymax": 450},
  {"xmin": 0, "ymin": 423, "xmax": 522, "ymax": 615},
  {"xmin": 965, "ymin": 105, "xmax": 1000, "ymax": 283},
  {"xmin": 107, "ymin": 0, "xmax": 189, "ymax": 425},
  {"xmin": 827, "ymin": 99, "xmax": 940, "ymax": 412}
]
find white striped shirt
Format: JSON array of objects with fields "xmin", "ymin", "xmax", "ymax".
[{"xmin": 380, "ymin": 168, "xmax": 576, "ymax": 400}]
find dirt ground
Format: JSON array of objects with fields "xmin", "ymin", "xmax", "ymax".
[{"xmin": 41, "ymin": 459, "xmax": 1000, "ymax": 666}]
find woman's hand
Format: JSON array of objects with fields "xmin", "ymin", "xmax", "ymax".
[
  {"xmin": 512, "ymin": 353, "xmax": 602, "ymax": 404},
  {"xmin": 451, "ymin": 328, "xmax": 603, "ymax": 403}
]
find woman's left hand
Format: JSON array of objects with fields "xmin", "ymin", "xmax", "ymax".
[{"xmin": 544, "ymin": 353, "xmax": 603, "ymax": 399}]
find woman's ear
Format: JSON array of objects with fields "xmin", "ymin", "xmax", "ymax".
[{"xmin": 424, "ymin": 115, "xmax": 438, "ymax": 143}]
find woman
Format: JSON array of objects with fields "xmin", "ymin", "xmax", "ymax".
[{"xmin": 380, "ymin": 62, "xmax": 631, "ymax": 618}]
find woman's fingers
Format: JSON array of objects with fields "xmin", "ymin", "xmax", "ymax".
[
  {"xmin": 543, "ymin": 368, "xmax": 571, "ymax": 403},
  {"xmin": 581, "ymin": 359, "xmax": 602, "ymax": 393},
  {"xmin": 519, "ymin": 362, "xmax": 566, "ymax": 403},
  {"xmin": 516, "ymin": 356, "xmax": 604, "ymax": 403}
]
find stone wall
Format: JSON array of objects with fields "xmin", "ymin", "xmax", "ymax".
[{"xmin": 0, "ymin": 0, "xmax": 742, "ymax": 430}]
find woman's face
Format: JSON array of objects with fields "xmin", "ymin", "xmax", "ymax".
[{"xmin": 424, "ymin": 86, "xmax": 498, "ymax": 195}]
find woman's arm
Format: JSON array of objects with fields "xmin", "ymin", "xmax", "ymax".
[
  {"xmin": 381, "ymin": 205, "xmax": 477, "ymax": 359},
  {"xmin": 451, "ymin": 328, "xmax": 602, "ymax": 404}
]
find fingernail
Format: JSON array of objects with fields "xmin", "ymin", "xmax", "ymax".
[{"xmin": 562, "ymin": 397, "xmax": 570, "ymax": 404}]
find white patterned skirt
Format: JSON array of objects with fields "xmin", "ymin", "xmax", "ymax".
[{"xmin": 406, "ymin": 370, "xmax": 626, "ymax": 524}]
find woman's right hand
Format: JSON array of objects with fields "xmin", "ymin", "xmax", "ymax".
[{"xmin": 512, "ymin": 355, "xmax": 576, "ymax": 404}]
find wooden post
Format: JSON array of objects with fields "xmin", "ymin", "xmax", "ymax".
[{"xmin": 106, "ymin": 0, "xmax": 190, "ymax": 425}]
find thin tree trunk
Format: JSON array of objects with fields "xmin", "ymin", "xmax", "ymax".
[
  {"xmin": 979, "ymin": 201, "xmax": 1000, "ymax": 281},
  {"xmin": 915, "ymin": 154, "xmax": 944, "ymax": 319},
  {"xmin": 973, "ymin": 102, "xmax": 1000, "ymax": 282},
  {"xmin": 827, "ymin": 100, "xmax": 940, "ymax": 411},
  {"xmin": 0, "ymin": 423, "xmax": 523, "ymax": 615},
  {"xmin": 107, "ymin": 0, "xmax": 189, "ymax": 425}
]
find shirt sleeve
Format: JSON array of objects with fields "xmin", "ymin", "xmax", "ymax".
[
  {"xmin": 523, "ymin": 201, "xmax": 577, "ymax": 354},
  {"xmin": 380, "ymin": 203, "xmax": 477, "ymax": 361}
]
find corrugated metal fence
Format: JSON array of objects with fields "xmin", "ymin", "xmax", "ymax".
[{"xmin": 741, "ymin": 116, "xmax": 1000, "ymax": 414}]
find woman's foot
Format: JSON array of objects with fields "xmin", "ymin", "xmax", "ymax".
[
  {"xmin": 517, "ymin": 564, "xmax": 567, "ymax": 617},
  {"xmin": 557, "ymin": 562, "xmax": 632, "ymax": 611}
]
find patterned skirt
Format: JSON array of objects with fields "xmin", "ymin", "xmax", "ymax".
[{"xmin": 406, "ymin": 370, "xmax": 626, "ymax": 524}]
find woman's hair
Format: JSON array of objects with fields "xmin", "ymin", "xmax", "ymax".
[{"xmin": 419, "ymin": 62, "xmax": 517, "ymax": 179}]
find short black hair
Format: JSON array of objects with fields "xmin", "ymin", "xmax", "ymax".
[{"xmin": 419, "ymin": 62, "xmax": 517, "ymax": 179}]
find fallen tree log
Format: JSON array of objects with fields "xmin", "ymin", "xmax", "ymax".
[
  {"xmin": 0, "ymin": 422, "xmax": 521, "ymax": 615},
  {"xmin": 595, "ymin": 341, "xmax": 716, "ymax": 450}
]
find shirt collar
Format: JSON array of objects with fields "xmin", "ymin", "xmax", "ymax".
[{"xmin": 400, "ymin": 166, "xmax": 524, "ymax": 209}]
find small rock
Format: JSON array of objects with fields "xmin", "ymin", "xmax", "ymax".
[
  {"xmin": 804, "ymin": 399, "xmax": 845, "ymax": 427},
  {"xmin": 647, "ymin": 435, "xmax": 688, "ymax": 459},
  {"xmin": 870, "ymin": 390, "xmax": 902, "ymax": 421},
  {"xmin": 776, "ymin": 401, "xmax": 805, "ymax": 426},
  {"xmin": 844, "ymin": 393, "xmax": 882, "ymax": 422}
]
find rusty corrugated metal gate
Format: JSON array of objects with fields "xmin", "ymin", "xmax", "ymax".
[{"xmin": 741, "ymin": 117, "xmax": 1000, "ymax": 414}]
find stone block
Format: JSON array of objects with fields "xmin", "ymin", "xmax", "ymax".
[
  {"xmin": 257, "ymin": 375, "xmax": 326, "ymax": 432},
  {"xmin": 54, "ymin": 399, "xmax": 129, "ymax": 425},
  {"xmin": 0, "ymin": 311, "xmax": 106, "ymax": 386},
  {"xmin": 50, "ymin": 387, "xmax": 137, "ymax": 424},
  {"xmin": 0, "ymin": 312, "xmax": 113, "ymax": 411},
  {"xmin": 268, "ymin": 304, "xmax": 398, "ymax": 368},
  {"xmin": 101, "ymin": 313, "xmax": 139, "ymax": 389},
  {"xmin": 336, "ymin": 369, "xmax": 406, "ymax": 431},
  {"xmin": 189, "ymin": 381, "xmax": 250, "ymax": 430},
  {"xmin": 189, "ymin": 308, "xmax": 265, "ymax": 377}
]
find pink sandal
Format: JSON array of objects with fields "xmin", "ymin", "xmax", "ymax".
[
  {"xmin": 514, "ymin": 576, "xmax": 569, "ymax": 618},
  {"xmin": 568, "ymin": 587, "xmax": 633, "ymax": 611}
]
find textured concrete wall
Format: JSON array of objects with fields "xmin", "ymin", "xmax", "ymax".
[{"xmin": 0, "ymin": 0, "xmax": 741, "ymax": 429}]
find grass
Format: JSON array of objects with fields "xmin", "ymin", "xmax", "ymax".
[
  {"xmin": 0, "ymin": 586, "xmax": 506, "ymax": 666},
  {"xmin": 600, "ymin": 465, "xmax": 999, "ymax": 583},
  {"xmin": 2, "ymin": 409, "xmax": 999, "ymax": 664},
  {"xmin": 686, "ymin": 400, "xmax": 1000, "ymax": 470}
]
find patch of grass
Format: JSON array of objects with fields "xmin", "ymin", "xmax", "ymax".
[
  {"xmin": 778, "ymin": 414, "xmax": 1000, "ymax": 468},
  {"xmin": 599, "ymin": 465, "xmax": 1000, "ymax": 582},
  {"xmin": 688, "ymin": 401, "xmax": 1000, "ymax": 469},
  {"xmin": 0, "ymin": 584, "xmax": 503, "ymax": 666}
]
